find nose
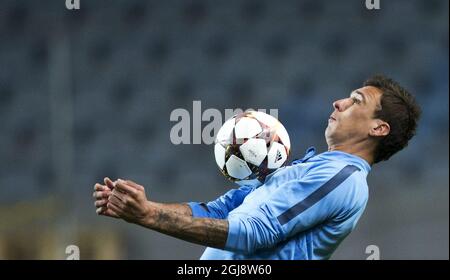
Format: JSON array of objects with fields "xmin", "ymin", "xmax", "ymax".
[{"xmin": 333, "ymin": 98, "xmax": 352, "ymax": 112}]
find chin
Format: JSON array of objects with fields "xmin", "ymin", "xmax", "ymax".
[
  {"xmin": 325, "ymin": 126, "xmax": 338, "ymax": 144},
  {"xmin": 324, "ymin": 128, "xmax": 332, "ymax": 142},
  {"xmin": 325, "ymin": 125, "xmax": 333, "ymax": 137}
]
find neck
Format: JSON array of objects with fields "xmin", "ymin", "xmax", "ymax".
[{"xmin": 327, "ymin": 142, "xmax": 374, "ymax": 166}]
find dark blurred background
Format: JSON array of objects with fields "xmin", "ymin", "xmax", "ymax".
[{"xmin": 0, "ymin": 0, "xmax": 448, "ymax": 259}]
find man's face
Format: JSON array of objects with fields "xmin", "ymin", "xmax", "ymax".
[{"xmin": 325, "ymin": 86, "xmax": 383, "ymax": 146}]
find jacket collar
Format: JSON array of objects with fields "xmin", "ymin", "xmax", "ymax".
[{"xmin": 292, "ymin": 146, "xmax": 371, "ymax": 174}]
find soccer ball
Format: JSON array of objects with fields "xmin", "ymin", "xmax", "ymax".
[{"xmin": 214, "ymin": 111, "xmax": 291, "ymax": 183}]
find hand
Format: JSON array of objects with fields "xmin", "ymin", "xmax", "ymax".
[
  {"xmin": 107, "ymin": 179, "xmax": 152, "ymax": 224},
  {"xmin": 93, "ymin": 177, "xmax": 119, "ymax": 218}
]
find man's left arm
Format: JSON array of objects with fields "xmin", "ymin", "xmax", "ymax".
[{"xmin": 107, "ymin": 179, "xmax": 229, "ymax": 249}]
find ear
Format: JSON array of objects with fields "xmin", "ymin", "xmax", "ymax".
[{"xmin": 370, "ymin": 119, "xmax": 390, "ymax": 137}]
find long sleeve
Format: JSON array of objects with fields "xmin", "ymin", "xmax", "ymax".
[
  {"xmin": 224, "ymin": 165, "xmax": 361, "ymax": 254},
  {"xmin": 188, "ymin": 185, "xmax": 255, "ymax": 219}
]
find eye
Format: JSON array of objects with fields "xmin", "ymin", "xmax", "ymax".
[{"xmin": 351, "ymin": 96, "xmax": 361, "ymax": 104}]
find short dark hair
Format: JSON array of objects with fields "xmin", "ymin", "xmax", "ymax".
[{"xmin": 364, "ymin": 75, "xmax": 421, "ymax": 164}]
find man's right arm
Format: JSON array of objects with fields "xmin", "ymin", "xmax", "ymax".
[
  {"xmin": 94, "ymin": 177, "xmax": 255, "ymax": 219},
  {"xmin": 137, "ymin": 184, "xmax": 256, "ymax": 219}
]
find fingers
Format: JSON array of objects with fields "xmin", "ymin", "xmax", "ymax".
[
  {"xmin": 104, "ymin": 208, "xmax": 120, "ymax": 218},
  {"xmin": 124, "ymin": 179, "xmax": 144, "ymax": 191},
  {"xmin": 108, "ymin": 193, "xmax": 125, "ymax": 208},
  {"xmin": 94, "ymin": 183, "xmax": 107, "ymax": 192},
  {"xmin": 95, "ymin": 199, "xmax": 108, "ymax": 208},
  {"xmin": 94, "ymin": 179, "xmax": 121, "ymax": 219},
  {"xmin": 93, "ymin": 183, "xmax": 112, "ymax": 198},
  {"xmin": 107, "ymin": 202, "xmax": 122, "ymax": 216},
  {"xmin": 93, "ymin": 190, "xmax": 109, "ymax": 199},
  {"xmin": 104, "ymin": 177, "xmax": 115, "ymax": 190},
  {"xmin": 96, "ymin": 206, "xmax": 106, "ymax": 215},
  {"xmin": 94, "ymin": 178, "xmax": 143, "ymax": 220},
  {"xmin": 115, "ymin": 180, "xmax": 138, "ymax": 197},
  {"xmin": 96, "ymin": 206, "xmax": 120, "ymax": 218},
  {"xmin": 111, "ymin": 187, "xmax": 126, "ymax": 202},
  {"xmin": 96, "ymin": 192, "xmax": 122, "ymax": 219}
]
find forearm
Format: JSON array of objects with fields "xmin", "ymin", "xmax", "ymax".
[
  {"xmin": 148, "ymin": 201, "xmax": 193, "ymax": 216},
  {"xmin": 138, "ymin": 202, "xmax": 228, "ymax": 249}
]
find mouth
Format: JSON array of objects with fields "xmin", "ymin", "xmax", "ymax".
[{"xmin": 328, "ymin": 116, "xmax": 336, "ymax": 122}]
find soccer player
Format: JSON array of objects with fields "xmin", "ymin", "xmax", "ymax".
[{"xmin": 93, "ymin": 75, "xmax": 421, "ymax": 259}]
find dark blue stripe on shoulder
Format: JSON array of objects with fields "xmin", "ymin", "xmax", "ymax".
[{"xmin": 277, "ymin": 165, "xmax": 360, "ymax": 226}]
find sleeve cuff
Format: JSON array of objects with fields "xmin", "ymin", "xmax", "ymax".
[
  {"xmin": 224, "ymin": 215, "xmax": 247, "ymax": 253},
  {"xmin": 188, "ymin": 202, "xmax": 212, "ymax": 218}
]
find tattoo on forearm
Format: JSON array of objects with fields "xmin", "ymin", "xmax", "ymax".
[
  {"xmin": 141, "ymin": 206, "xmax": 228, "ymax": 249},
  {"xmin": 148, "ymin": 202, "xmax": 193, "ymax": 216}
]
